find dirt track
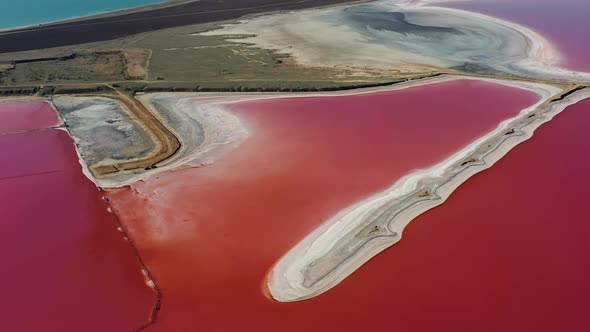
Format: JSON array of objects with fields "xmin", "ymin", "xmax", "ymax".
[
  {"xmin": 89, "ymin": 91, "xmax": 180, "ymax": 176},
  {"xmin": 0, "ymin": 0, "xmax": 362, "ymax": 53}
]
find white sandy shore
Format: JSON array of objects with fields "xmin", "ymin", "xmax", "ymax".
[
  {"xmin": 201, "ymin": 0, "xmax": 589, "ymax": 82},
  {"xmin": 267, "ymin": 81, "xmax": 590, "ymax": 302},
  {"xmin": 136, "ymin": 94, "xmax": 249, "ymax": 171}
]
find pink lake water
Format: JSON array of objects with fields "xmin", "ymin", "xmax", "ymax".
[
  {"xmin": 380, "ymin": 96, "xmax": 590, "ymax": 331},
  {"xmin": 106, "ymin": 80, "xmax": 540, "ymax": 331},
  {"xmin": 439, "ymin": 0, "xmax": 590, "ymax": 72},
  {"xmin": 3, "ymin": 2, "xmax": 589, "ymax": 330},
  {"xmin": 0, "ymin": 102, "xmax": 155, "ymax": 331},
  {"xmin": 0, "ymin": 101, "xmax": 60, "ymax": 133}
]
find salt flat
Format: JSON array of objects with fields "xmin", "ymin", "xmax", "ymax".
[{"xmin": 203, "ymin": 0, "xmax": 588, "ymax": 82}]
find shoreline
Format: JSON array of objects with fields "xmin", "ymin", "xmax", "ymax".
[
  {"xmin": 41, "ymin": 74, "xmax": 570, "ymax": 189},
  {"xmin": 0, "ymin": 74, "xmax": 521, "ymax": 187},
  {"xmin": 75, "ymin": 76, "xmax": 455, "ymax": 188},
  {"xmin": 202, "ymin": 0, "xmax": 589, "ymax": 83},
  {"xmin": 6, "ymin": 73, "xmax": 585, "ymax": 304},
  {"xmin": 266, "ymin": 78, "xmax": 589, "ymax": 302},
  {"xmin": 1, "ymin": 73, "xmax": 582, "ymax": 191},
  {"xmin": 0, "ymin": 0, "xmax": 369, "ymax": 53}
]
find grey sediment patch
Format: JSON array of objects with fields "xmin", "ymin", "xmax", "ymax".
[
  {"xmin": 268, "ymin": 80, "xmax": 590, "ymax": 302},
  {"xmin": 52, "ymin": 96, "xmax": 156, "ymax": 168},
  {"xmin": 53, "ymin": 91, "xmax": 248, "ymax": 188}
]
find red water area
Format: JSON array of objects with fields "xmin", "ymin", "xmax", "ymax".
[
  {"xmin": 0, "ymin": 128, "xmax": 155, "ymax": 331},
  {"xmin": 106, "ymin": 80, "xmax": 541, "ymax": 331},
  {"xmin": 438, "ymin": 0, "xmax": 590, "ymax": 72},
  {"xmin": 0, "ymin": 101, "xmax": 60, "ymax": 133},
  {"xmin": 343, "ymin": 96, "xmax": 590, "ymax": 332}
]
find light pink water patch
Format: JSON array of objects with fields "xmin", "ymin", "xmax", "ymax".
[{"xmin": 0, "ymin": 101, "xmax": 60, "ymax": 133}]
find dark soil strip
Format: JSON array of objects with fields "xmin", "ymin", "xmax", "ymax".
[{"xmin": 0, "ymin": 0, "xmax": 362, "ymax": 53}]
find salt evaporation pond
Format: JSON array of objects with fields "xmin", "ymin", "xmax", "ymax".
[
  {"xmin": 106, "ymin": 80, "xmax": 539, "ymax": 331},
  {"xmin": 0, "ymin": 102, "xmax": 154, "ymax": 331},
  {"xmin": 438, "ymin": 0, "xmax": 590, "ymax": 72},
  {"xmin": 0, "ymin": 101, "xmax": 60, "ymax": 132}
]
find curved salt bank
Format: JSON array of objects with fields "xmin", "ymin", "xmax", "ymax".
[
  {"xmin": 99, "ymin": 93, "xmax": 249, "ymax": 187},
  {"xmin": 137, "ymin": 93, "xmax": 249, "ymax": 171},
  {"xmin": 54, "ymin": 94, "xmax": 249, "ymax": 188},
  {"xmin": 268, "ymin": 80, "xmax": 590, "ymax": 302},
  {"xmin": 201, "ymin": 0, "xmax": 586, "ymax": 82}
]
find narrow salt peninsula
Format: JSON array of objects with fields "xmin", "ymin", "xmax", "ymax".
[
  {"xmin": 197, "ymin": 0, "xmax": 590, "ymax": 301},
  {"xmin": 267, "ymin": 80, "xmax": 590, "ymax": 302}
]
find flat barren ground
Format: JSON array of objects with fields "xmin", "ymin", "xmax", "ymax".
[{"xmin": 0, "ymin": 19, "xmax": 417, "ymax": 92}]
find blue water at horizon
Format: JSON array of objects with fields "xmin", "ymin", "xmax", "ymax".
[{"xmin": 1, "ymin": 0, "xmax": 166, "ymax": 30}]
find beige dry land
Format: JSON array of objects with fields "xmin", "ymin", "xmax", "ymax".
[
  {"xmin": 0, "ymin": 63, "xmax": 14, "ymax": 73},
  {"xmin": 122, "ymin": 48, "xmax": 150, "ymax": 80},
  {"xmin": 0, "ymin": 20, "xmax": 436, "ymax": 93}
]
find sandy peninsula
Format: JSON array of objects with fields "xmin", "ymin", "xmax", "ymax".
[{"xmin": 266, "ymin": 80, "xmax": 590, "ymax": 302}]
